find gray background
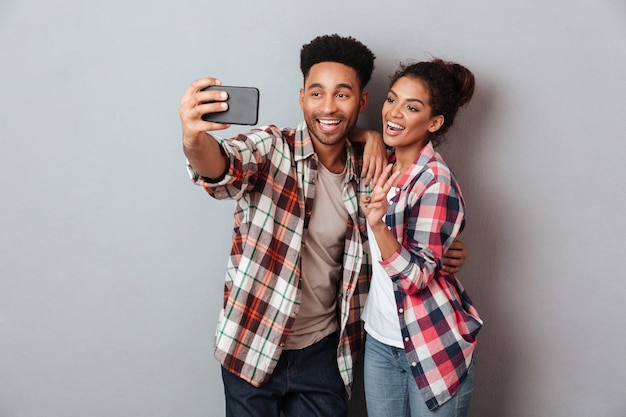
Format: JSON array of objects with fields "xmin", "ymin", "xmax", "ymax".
[{"xmin": 2, "ymin": 1, "xmax": 625, "ymax": 416}]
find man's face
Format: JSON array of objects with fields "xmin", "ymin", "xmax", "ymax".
[{"xmin": 300, "ymin": 62, "xmax": 369, "ymax": 148}]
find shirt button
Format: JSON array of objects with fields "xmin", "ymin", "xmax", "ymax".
[
  {"xmin": 411, "ymin": 362, "xmax": 417, "ymax": 367},
  {"xmin": 279, "ymin": 342, "xmax": 285, "ymax": 348},
  {"xmin": 404, "ymin": 337, "xmax": 409, "ymax": 342},
  {"xmin": 398, "ymin": 308, "xmax": 404, "ymax": 314}
]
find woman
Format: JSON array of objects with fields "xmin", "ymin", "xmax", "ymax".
[{"xmin": 361, "ymin": 59, "xmax": 483, "ymax": 417}]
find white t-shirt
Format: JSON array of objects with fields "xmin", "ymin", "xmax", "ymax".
[{"xmin": 362, "ymin": 189, "xmax": 404, "ymax": 348}]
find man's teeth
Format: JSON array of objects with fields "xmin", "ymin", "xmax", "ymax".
[
  {"xmin": 319, "ymin": 119, "xmax": 340, "ymax": 125},
  {"xmin": 388, "ymin": 121, "xmax": 404, "ymax": 130}
]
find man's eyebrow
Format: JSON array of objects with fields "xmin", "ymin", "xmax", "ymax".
[
  {"xmin": 335, "ymin": 83, "xmax": 354, "ymax": 90},
  {"xmin": 307, "ymin": 83, "xmax": 355, "ymax": 90}
]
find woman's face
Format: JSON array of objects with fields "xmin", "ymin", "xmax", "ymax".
[{"xmin": 381, "ymin": 76, "xmax": 443, "ymax": 150}]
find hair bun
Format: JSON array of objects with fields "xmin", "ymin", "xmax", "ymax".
[{"xmin": 438, "ymin": 60, "xmax": 475, "ymax": 107}]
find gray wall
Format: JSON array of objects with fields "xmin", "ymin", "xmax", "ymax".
[{"xmin": 2, "ymin": 1, "xmax": 625, "ymax": 416}]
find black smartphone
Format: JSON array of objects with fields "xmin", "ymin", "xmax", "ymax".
[{"xmin": 200, "ymin": 86, "xmax": 259, "ymax": 125}]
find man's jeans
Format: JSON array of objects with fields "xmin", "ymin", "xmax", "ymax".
[
  {"xmin": 222, "ymin": 333, "xmax": 347, "ymax": 417},
  {"xmin": 364, "ymin": 334, "xmax": 475, "ymax": 417}
]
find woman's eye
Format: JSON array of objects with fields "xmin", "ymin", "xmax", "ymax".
[
  {"xmin": 407, "ymin": 105, "xmax": 418, "ymax": 112},
  {"xmin": 386, "ymin": 97, "xmax": 394, "ymax": 103}
]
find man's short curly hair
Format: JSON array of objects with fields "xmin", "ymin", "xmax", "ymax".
[{"xmin": 300, "ymin": 34, "xmax": 376, "ymax": 89}]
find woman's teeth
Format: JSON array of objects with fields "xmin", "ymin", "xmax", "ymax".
[{"xmin": 387, "ymin": 121, "xmax": 404, "ymax": 131}]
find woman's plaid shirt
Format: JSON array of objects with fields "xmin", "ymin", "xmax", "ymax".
[
  {"xmin": 187, "ymin": 123, "xmax": 371, "ymax": 397},
  {"xmin": 380, "ymin": 142, "xmax": 482, "ymax": 410}
]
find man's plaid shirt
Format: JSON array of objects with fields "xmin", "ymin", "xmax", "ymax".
[
  {"xmin": 187, "ymin": 122, "xmax": 371, "ymax": 397},
  {"xmin": 380, "ymin": 142, "xmax": 482, "ymax": 410}
]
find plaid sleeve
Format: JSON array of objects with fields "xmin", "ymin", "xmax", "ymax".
[
  {"xmin": 381, "ymin": 170, "xmax": 465, "ymax": 294},
  {"xmin": 187, "ymin": 126, "xmax": 285, "ymax": 200}
]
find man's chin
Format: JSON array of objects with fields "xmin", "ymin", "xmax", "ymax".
[{"xmin": 312, "ymin": 131, "xmax": 347, "ymax": 147}]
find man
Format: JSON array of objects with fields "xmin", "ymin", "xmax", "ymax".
[{"xmin": 179, "ymin": 34, "xmax": 466, "ymax": 417}]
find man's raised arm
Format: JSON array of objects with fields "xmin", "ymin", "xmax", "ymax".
[{"xmin": 179, "ymin": 77, "xmax": 231, "ymax": 180}]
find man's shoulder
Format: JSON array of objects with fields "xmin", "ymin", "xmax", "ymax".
[
  {"xmin": 244, "ymin": 125, "xmax": 300, "ymax": 145},
  {"xmin": 271, "ymin": 123, "xmax": 312, "ymax": 155},
  {"xmin": 345, "ymin": 140, "xmax": 365, "ymax": 177}
]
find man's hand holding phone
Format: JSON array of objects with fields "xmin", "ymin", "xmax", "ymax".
[
  {"xmin": 200, "ymin": 85, "xmax": 259, "ymax": 126},
  {"xmin": 179, "ymin": 78, "xmax": 260, "ymax": 138},
  {"xmin": 179, "ymin": 78, "xmax": 229, "ymax": 139},
  {"xmin": 179, "ymin": 78, "xmax": 242, "ymax": 180}
]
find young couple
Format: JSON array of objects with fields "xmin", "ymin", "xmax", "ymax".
[{"xmin": 179, "ymin": 34, "xmax": 482, "ymax": 417}]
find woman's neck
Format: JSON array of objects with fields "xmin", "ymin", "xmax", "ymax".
[{"xmin": 392, "ymin": 143, "xmax": 427, "ymax": 184}]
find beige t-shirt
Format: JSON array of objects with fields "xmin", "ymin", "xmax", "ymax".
[{"xmin": 284, "ymin": 162, "xmax": 347, "ymax": 349}]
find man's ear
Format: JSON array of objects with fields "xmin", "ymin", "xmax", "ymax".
[
  {"xmin": 359, "ymin": 90, "xmax": 369, "ymax": 113},
  {"xmin": 299, "ymin": 88, "xmax": 305, "ymax": 110}
]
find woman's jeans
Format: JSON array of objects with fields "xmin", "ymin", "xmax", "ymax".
[
  {"xmin": 221, "ymin": 333, "xmax": 347, "ymax": 417},
  {"xmin": 364, "ymin": 334, "xmax": 475, "ymax": 417}
]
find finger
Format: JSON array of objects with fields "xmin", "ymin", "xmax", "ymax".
[
  {"xmin": 443, "ymin": 256, "xmax": 463, "ymax": 266},
  {"xmin": 448, "ymin": 238, "xmax": 464, "ymax": 250},
  {"xmin": 362, "ymin": 155, "xmax": 372, "ymax": 185},
  {"xmin": 377, "ymin": 164, "xmax": 400, "ymax": 193},
  {"xmin": 441, "ymin": 264, "xmax": 462, "ymax": 273},
  {"xmin": 180, "ymin": 99, "xmax": 229, "ymax": 127},
  {"xmin": 191, "ymin": 77, "xmax": 223, "ymax": 93},
  {"xmin": 180, "ymin": 78, "xmax": 222, "ymax": 105},
  {"xmin": 369, "ymin": 201, "xmax": 386, "ymax": 209},
  {"xmin": 364, "ymin": 153, "xmax": 383, "ymax": 186},
  {"xmin": 195, "ymin": 101, "xmax": 229, "ymax": 118},
  {"xmin": 181, "ymin": 80, "xmax": 229, "ymax": 121},
  {"xmin": 361, "ymin": 202, "xmax": 371, "ymax": 214},
  {"xmin": 385, "ymin": 170, "xmax": 402, "ymax": 191},
  {"xmin": 372, "ymin": 156, "xmax": 384, "ymax": 185},
  {"xmin": 373, "ymin": 163, "xmax": 394, "ymax": 189},
  {"xmin": 196, "ymin": 88, "xmax": 229, "ymax": 106},
  {"xmin": 181, "ymin": 111, "xmax": 231, "ymax": 135},
  {"xmin": 186, "ymin": 88, "xmax": 231, "ymax": 132},
  {"xmin": 449, "ymin": 248, "xmax": 467, "ymax": 262},
  {"xmin": 443, "ymin": 248, "xmax": 461, "ymax": 258},
  {"xmin": 365, "ymin": 159, "xmax": 379, "ymax": 186}
]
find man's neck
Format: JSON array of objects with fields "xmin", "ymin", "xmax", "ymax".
[{"xmin": 313, "ymin": 141, "xmax": 347, "ymax": 174}]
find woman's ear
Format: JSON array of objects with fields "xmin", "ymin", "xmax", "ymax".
[{"xmin": 428, "ymin": 115, "xmax": 444, "ymax": 133}]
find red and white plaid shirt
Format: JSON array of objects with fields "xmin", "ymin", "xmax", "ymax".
[
  {"xmin": 187, "ymin": 123, "xmax": 371, "ymax": 397},
  {"xmin": 380, "ymin": 142, "xmax": 482, "ymax": 410}
]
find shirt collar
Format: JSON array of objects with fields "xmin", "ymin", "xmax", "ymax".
[
  {"xmin": 295, "ymin": 122, "xmax": 360, "ymax": 184},
  {"xmin": 396, "ymin": 141, "xmax": 437, "ymax": 190}
]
